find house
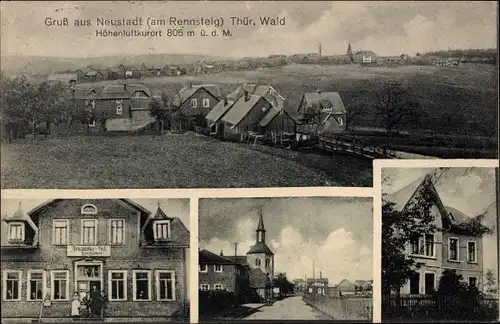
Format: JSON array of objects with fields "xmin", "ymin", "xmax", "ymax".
[
  {"xmin": 47, "ymin": 73, "xmax": 78, "ymax": 85},
  {"xmin": 105, "ymin": 67, "xmax": 125, "ymax": 80},
  {"xmin": 0, "ymin": 199, "xmax": 189, "ymax": 320},
  {"xmin": 354, "ymin": 280, "xmax": 373, "ymax": 294},
  {"xmin": 207, "ymin": 84, "xmax": 285, "ymax": 142},
  {"xmin": 306, "ymin": 276, "xmax": 329, "ymax": 296},
  {"xmin": 387, "ymin": 174, "xmax": 488, "ymax": 295},
  {"xmin": 354, "ymin": 51, "xmax": 376, "ymax": 64},
  {"xmin": 85, "ymin": 69, "xmax": 104, "ymax": 82},
  {"xmin": 335, "ymin": 279, "xmax": 356, "ymax": 295},
  {"xmin": 293, "ymin": 279, "xmax": 307, "ymax": 293},
  {"xmin": 258, "ymin": 106, "xmax": 297, "ymax": 144},
  {"xmin": 296, "ymin": 91, "xmax": 347, "ymax": 140},
  {"xmin": 94, "ymin": 83, "xmax": 155, "ymax": 132},
  {"xmin": 171, "ymin": 83, "xmax": 221, "ymax": 130},
  {"xmin": 198, "ymin": 250, "xmax": 249, "ymax": 297},
  {"xmin": 201, "ymin": 212, "xmax": 274, "ymax": 300},
  {"xmin": 72, "ymin": 87, "xmax": 99, "ymax": 128}
]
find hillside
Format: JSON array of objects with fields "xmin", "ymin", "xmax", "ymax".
[{"xmin": 0, "ymin": 53, "xmax": 228, "ymax": 76}]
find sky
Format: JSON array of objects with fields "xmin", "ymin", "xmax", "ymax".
[
  {"xmin": 198, "ymin": 197, "xmax": 373, "ymax": 286},
  {"xmin": 382, "ymin": 167, "xmax": 498, "ymax": 275},
  {"xmin": 1, "ymin": 1, "xmax": 497, "ymax": 58}
]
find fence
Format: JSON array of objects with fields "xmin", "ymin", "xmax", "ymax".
[
  {"xmin": 317, "ymin": 136, "xmax": 395, "ymax": 159},
  {"xmin": 382, "ymin": 293, "xmax": 498, "ymax": 321},
  {"xmin": 303, "ymin": 294, "xmax": 372, "ymax": 321}
]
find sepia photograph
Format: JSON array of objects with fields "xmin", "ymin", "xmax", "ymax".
[
  {"xmin": 0, "ymin": 1, "xmax": 498, "ymax": 189},
  {"xmin": 198, "ymin": 197, "xmax": 373, "ymax": 322},
  {"xmin": 0, "ymin": 197, "xmax": 190, "ymax": 323},
  {"xmin": 380, "ymin": 166, "xmax": 499, "ymax": 322}
]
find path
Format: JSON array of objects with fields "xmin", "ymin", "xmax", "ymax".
[{"xmin": 243, "ymin": 296, "xmax": 332, "ymax": 320}]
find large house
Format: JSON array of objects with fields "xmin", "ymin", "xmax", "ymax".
[
  {"xmin": 199, "ymin": 211, "xmax": 274, "ymax": 300},
  {"xmin": 172, "ymin": 83, "xmax": 221, "ymax": 130},
  {"xmin": 205, "ymin": 84, "xmax": 293, "ymax": 142},
  {"xmin": 296, "ymin": 91, "xmax": 347, "ymax": 140},
  {"xmin": 306, "ymin": 276, "xmax": 329, "ymax": 296},
  {"xmin": 387, "ymin": 174, "xmax": 488, "ymax": 295},
  {"xmin": 1, "ymin": 199, "xmax": 189, "ymax": 320}
]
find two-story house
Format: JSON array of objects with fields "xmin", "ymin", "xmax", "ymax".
[
  {"xmin": 1, "ymin": 199, "xmax": 189, "ymax": 321},
  {"xmin": 171, "ymin": 83, "xmax": 221, "ymax": 131},
  {"xmin": 296, "ymin": 91, "xmax": 347, "ymax": 141},
  {"xmin": 387, "ymin": 174, "xmax": 489, "ymax": 295},
  {"xmin": 200, "ymin": 211, "xmax": 274, "ymax": 300},
  {"xmin": 306, "ymin": 276, "xmax": 329, "ymax": 296}
]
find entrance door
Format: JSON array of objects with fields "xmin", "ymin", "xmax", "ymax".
[
  {"xmin": 410, "ymin": 272, "xmax": 420, "ymax": 294},
  {"xmin": 424, "ymin": 273, "xmax": 435, "ymax": 295},
  {"xmin": 75, "ymin": 262, "xmax": 103, "ymax": 300}
]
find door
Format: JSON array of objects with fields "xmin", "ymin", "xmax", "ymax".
[
  {"xmin": 75, "ymin": 262, "xmax": 103, "ymax": 300},
  {"xmin": 409, "ymin": 272, "xmax": 420, "ymax": 294},
  {"xmin": 424, "ymin": 273, "xmax": 435, "ymax": 295}
]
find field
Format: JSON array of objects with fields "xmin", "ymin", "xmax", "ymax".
[
  {"xmin": 0, "ymin": 132, "xmax": 372, "ymax": 189},
  {"xmin": 80, "ymin": 63, "xmax": 498, "ymax": 139}
]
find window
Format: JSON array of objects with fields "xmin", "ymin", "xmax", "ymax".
[
  {"xmin": 214, "ymin": 284, "xmax": 224, "ymax": 291},
  {"xmin": 337, "ymin": 117, "xmax": 344, "ymax": 126},
  {"xmin": 214, "ymin": 265, "xmax": 223, "ymax": 273},
  {"xmin": 265, "ymin": 258, "xmax": 271, "ymax": 268},
  {"xmin": 116, "ymin": 99, "xmax": 123, "ymax": 104},
  {"xmin": 156, "ymin": 271, "xmax": 175, "ymax": 301},
  {"xmin": 28, "ymin": 271, "xmax": 44, "ymax": 301},
  {"xmin": 51, "ymin": 270, "xmax": 69, "ymax": 301},
  {"xmin": 203, "ymin": 98, "xmax": 210, "ymax": 108},
  {"xmin": 191, "ymin": 98, "xmax": 197, "ymax": 108},
  {"xmin": 410, "ymin": 234, "xmax": 435, "ymax": 257},
  {"xmin": 133, "ymin": 271, "xmax": 151, "ymax": 301},
  {"xmin": 153, "ymin": 220, "xmax": 170, "ymax": 240},
  {"xmin": 200, "ymin": 284, "xmax": 210, "ymax": 291},
  {"xmin": 53, "ymin": 220, "xmax": 69, "ymax": 245},
  {"xmin": 90, "ymin": 100, "xmax": 95, "ymax": 109},
  {"xmin": 468, "ymin": 241, "xmax": 477, "ymax": 263},
  {"xmin": 258, "ymin": 232, "xmax": 262, "ymax": 242},
  {"xmin": 81, "ymin": 204, "xmax": 97, "ymax": 215},
  {"xmin": 449, "ymin": 238, "xmax": 459, "ymax": 261},
  {"xmin": 255, "ymin": 259, "xmax": 261, "ymax": 266},
  {"xmin": 81, "ymin": 219, "xmax": 98, "ymax": 245},
  {"xmin": 469, "ymin": 277, "xmax": 478, "ymax": 288},
  {"xmin": 89, "ymin": 120, "xmax": 96, "ymax": 127},
  {"xmin": 3, "ymin": 271, "xmax": 21, "ymax": 301},
  {"xmin": 116, "ymin": 105, "xmax": 123, "ymax": 115},
  {"xmin": 8, "ymin": 222, "xmax": 24, "ymax": 242},
  {"xmin": 109, "ymin": 219, "xmax": 125, "ymax": 245},
  {"xmin": 108, "ymin": 271, "xmax": 127, "ymax": 301},
  {"xmin": 199, "ymin": 265, "xmax": 208, "ymax": 273}
]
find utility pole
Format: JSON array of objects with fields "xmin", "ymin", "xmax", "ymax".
[
  {"xmin": 496, "ymin": 167, "xmax": 499, "ymax": 323},
  {"xmin": 234, "ymin": 242, "xmax": 238, "ymax": 306}
]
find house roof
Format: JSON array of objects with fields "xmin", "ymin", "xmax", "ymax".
[
  {"xmin": 224, "ymin": 255, "xmax": 248, "ymax": 265},
  {"xmin": 98, "ymin": 83, "xmax": 151, "ymax": 99},
  {"xmin": 205, "ymin": 97, "xmax": 236, "ymax": 124},
  {"xmin": 319, "ymin": 113, "xmax": 345, "ymax": 135},
  {"xmin": 175, "ymin": 84, "xmax": 222, "ymax": 106},
  {"xmin": 227, "ymin": 84, "xmax": 285, "ymax": 101},
  {"xmin": 302, "ymin": 92, "xmax": 346, "ymax": 114},
  {"xmin": 47, "ymin": 73, "xmax": 78, "ymax": 82},
  {"xmin": 221, "ymin": 94, "xmax": 266, "ymax": 126},
  {"xmin": 199, "ymin": 249, "xmax": 239, "ymax": 265},
  {"xmin": 335, "ymin": 279, "xmax": 355, "ymax": 289},
  {"xmin": 246, "ymin": 242, "xmax": 274, "ymax": 255},
  {"xmin": 258, "ymin": 106, "xmax": 281, "ymax": 127},
  {"xmin": 355, "ymin": 50, "xmax": 376, "ymax": 56},
  {"xmin": 73, "ymin": 88, "xmax": 97, "ymax": 100}
]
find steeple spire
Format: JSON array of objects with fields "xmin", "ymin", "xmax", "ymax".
[{"xmin": 256, "ymin": 209, "xmax": 266, "ymax": 243}]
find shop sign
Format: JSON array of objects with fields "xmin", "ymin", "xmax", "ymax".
[{"xmin": 67, "ymin": 245, "xmax": 111, "ymax": 257}]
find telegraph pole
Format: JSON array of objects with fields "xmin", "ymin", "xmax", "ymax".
[{"xmin": 234, "ymin": 242, "xmax": 238, "ymax": 306}]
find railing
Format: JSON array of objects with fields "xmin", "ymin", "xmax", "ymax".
[
  {"xmin": 303, "ymin": 293, "xmax": 372, "ymax": 321},
  {"xmin": 317, "ymin": 136, "xmax": 396, "ymax": 159}
]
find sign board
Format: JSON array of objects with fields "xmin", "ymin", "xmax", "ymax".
[{"xmin": 67, "ymin": 245, "xmax": 111, "ymax": 257}]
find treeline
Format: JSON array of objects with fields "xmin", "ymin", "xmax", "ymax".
[
  {"xmin": 423, "ymin": 48, "xmax": 497, "ymax": 59},
  {"xmin": 0, "ymin": 74, "xmax": 87, "ymax": 142}
]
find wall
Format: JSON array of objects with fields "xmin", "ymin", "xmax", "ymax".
[
  {"xmin": 95, "ymin": 98, "xmax": 131, "ymax": 119},
  {"xmin": 262, "ymin": 111, "xmax": 296, "ymax": 138},
  {"xmin": 1, "ymin": 199, "xmax": 187, "ymax": 318},
  {"xmin": 303, "ymin": 294, "xmax": 372, "ymax": 321},
  {"xmin": 199, "ymin": 264, "xmax": 237, "ymax": 292},
  {"xmin": 237, "ymin": 97, "xmax": 272, "ymax": 134},
  {"xmin": 180, "ymin": 88, "xmax": 218, "ymax": 117}
]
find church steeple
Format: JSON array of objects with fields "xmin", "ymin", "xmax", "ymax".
[{"xmin": 256, "ymin": 209, "xmax": 266, "ymax": 243}]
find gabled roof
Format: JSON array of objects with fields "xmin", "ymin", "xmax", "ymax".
[
  {"xmin": 301, "ymin": 92, "xmax": 346, "ymax": 114},
  {"xmin": 73, "ymin": 88, "xmax": 97, "ymax": 100},
  {"xmin": 47, "ymin": 73, "xmax": 78, "ymax": 82},
  {"xmin": 98, "ymin": 83, "xmax": 151, "ymax": 99},
  {"xmin": 175, "ymin": 84, "xmax": 222, "ymax": 106},
  {"xmin": 258, "ymin": 106, "xmax": 281, "ymax": 127},
  {"xmin": 227, "ymin": 84, "xmax": 285, "ymax": 102},
  {"xmin": 224, "ymin": 255, "xmax": 248, "ymax": 265},
  {"xmin": 319, "ymin": 113, "xmax": 345, "ymax": 135},
  {"xmin": 221, "ymin": 94, "xmax": 268, "ymax": 126},
  {"xmin": 246, "ymin": 242, "xmax": 274, "ymax": 255},
  {"xmin": 199, "ymin": 249, "xmax": 239, "ymax": 265},
  {"xmin": 336, "ymin": 279, "xmax": 355, "ymax": 288},
  {"xmin": 205, "ymin": 97, "xmax": 236, "ymax": 124}
]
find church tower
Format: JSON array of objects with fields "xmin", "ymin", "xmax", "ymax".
[{"xmin": 246, "ymin": 209, "xmax": 274, "ymax": 279}]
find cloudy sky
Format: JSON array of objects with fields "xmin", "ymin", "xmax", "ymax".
[
  {"xmin": 1, "ymin": 1, "xmax": 497, "ymax": 58},
  {"xmin": 382, "ymin": 167, "xmax": 498, "ymax": 274},
  {"xmin": 199, "ymin": 197, "xmax": 373, "ymax": 286}
]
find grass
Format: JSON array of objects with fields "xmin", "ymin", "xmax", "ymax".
[{"xmin": 0, "ymin": 132, "xmax": 372, "ymax": 189}]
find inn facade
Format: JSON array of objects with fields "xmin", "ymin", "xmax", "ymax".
[{"xmin": 1, "ymin": 199, "xmax": 189, "ymax": 321}]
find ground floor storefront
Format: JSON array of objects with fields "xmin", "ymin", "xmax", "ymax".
[{"xmin": 1, "ymin": 257, "xmax": 188, "ymax": 320}]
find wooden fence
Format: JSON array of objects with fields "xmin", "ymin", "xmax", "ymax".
[
  {"xmin": 317, "ymin": 136, "xmax": 396, "ymax": 159},
  {"xmin": 382, "ymin": 294, "xmax": 498, "ymax": 321},
  {"xmin": 303, "ymin": 294, "xmax": 372, "ymax": 321}
]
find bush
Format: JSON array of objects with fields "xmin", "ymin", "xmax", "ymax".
[{"xmin": 199, "ymin": 290, "xmax": 235, "ymax": 315}]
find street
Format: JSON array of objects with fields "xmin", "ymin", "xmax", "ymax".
[{"xmin": 243, "ymin": 296, "xmax": 333, "ymax": 320}]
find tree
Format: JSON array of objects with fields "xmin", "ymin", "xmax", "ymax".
[
  {"xmin": 484, "ymin": 269, "xmax": 497, "ymax": 296},
  {"xmin": 149, "ymin": 91, "xmax": 170, "ymax": 134},
  {"xmin": 372, "ymin": 80, "xmax": 421, "ymax": 148},
  {"xmin": 382, "ymin": 175, "xmax": 438, "ymax": 294},
  {"xmin": 437, "ymin": 269, "xmax": 470, "ymax": 295},
  {"xmin": 273, "ymin": 273, "xmax": 294, "ymax": 296}
]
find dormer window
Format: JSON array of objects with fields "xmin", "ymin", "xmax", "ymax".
[
  {"xmin": 81, "ymin": 204, "xmax": 97, "ymax": 215},
  {"xmin": 153, "ymin": 220, "xmax": 170, "ymax": 241},
  {"xmin": 8, "ymin": 222, "xmax": 24, "ymax": 243},
  {"xmin": 337, "ymin": 117, "xmax": 344, "ymax": 126}
]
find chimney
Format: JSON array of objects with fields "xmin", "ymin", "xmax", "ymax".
[
  {"xmin": 123, "ymin": 83, "xmax": 127, "ymax": 91},
  {"xmin": 220, "ymin": 250, "xmax": 224, "ymax": 256},
  {"xmin": 187, "ymin": 82, "xmax": 192, "ymax": 88},
  {"xmin": 244, "ymin": 90, "xmax": 250, "ymax": 101},
  {"xmin": 320, "ymin": 271, "xmax": 322, "ymax": 279},
  {"xmin": 224, "ymin": 97, "xmax": 228, "ymax": 105}
]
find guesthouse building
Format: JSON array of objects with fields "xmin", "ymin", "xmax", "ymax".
[{"xmin": 1, "ymin": 199, "xmax": 189, "ymax": 321}]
